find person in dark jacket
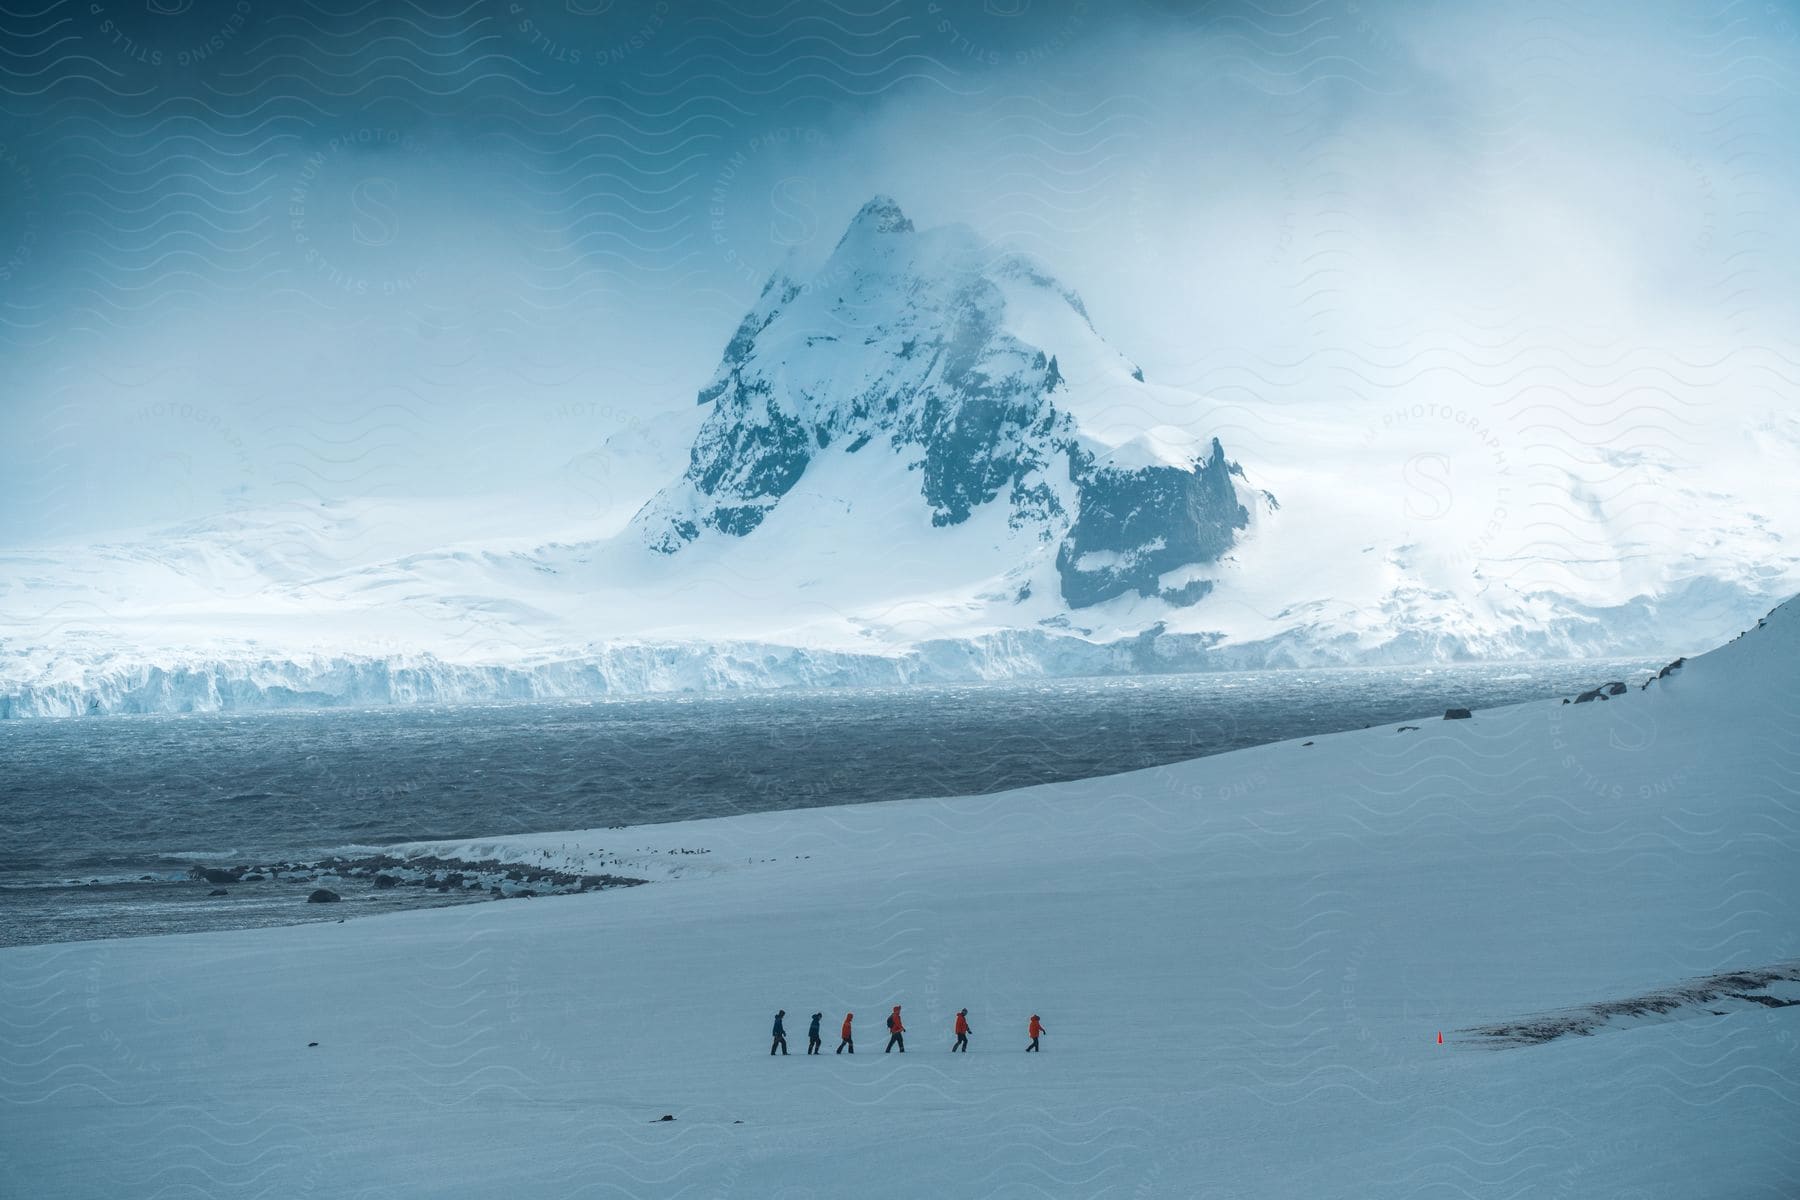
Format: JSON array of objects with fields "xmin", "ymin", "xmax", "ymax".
[
  {"xmin": 952, "ymin": 1008, "xmax": 971, "ymax": 1052},
  {"xmin": 1026, "ymin": 1014, "xmax": 1045, "ymax": 1052},
  {"xmin": 836, "ymin": 1012, "xmax": 854, "ymax": 1054},
  {"xmin": 771, "ymin": 1010, "xmax": 788, "ymax": 1056},
  {"xmin": 807, "ymin": 1012, "xmax": 823, "ymax": 1054},
  {"xmin": 885, "ymin": 1004, "xmax": 906, "ymax": 1053}
]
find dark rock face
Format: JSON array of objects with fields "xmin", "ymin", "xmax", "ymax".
[
  {"xmin": 1444, "ymin": 708, "xmax": 1473, "ymax": 720},
  {"xmin": 307, "ymin": 888, "xmax": 341, "ymax": 904},
  {"xmin": 1056, "ymin": 439, "xmax": 1248, "ymax": 608}
]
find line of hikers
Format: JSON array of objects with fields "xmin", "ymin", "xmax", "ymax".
[{"xmin": 770, "ymin": 1006, "xmax": 1047, "ymax": 1054}]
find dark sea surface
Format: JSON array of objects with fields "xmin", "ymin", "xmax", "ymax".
[{"xmin": 0, "ymin": 660, "xmax": 1657, "ymax": 947}]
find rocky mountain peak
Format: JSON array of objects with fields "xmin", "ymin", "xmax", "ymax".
[
  {"xmin": 633, "ymin": 200, "xmax": 1260, "ymax": 611},
  {"xmin": 838, "ymin": 194, "xmax": 915, "ymax": 242}
]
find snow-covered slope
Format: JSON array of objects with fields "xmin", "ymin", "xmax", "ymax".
[{"xmin": 3, "ymin": 602, "xmax": 1794, "ymax": 1196}]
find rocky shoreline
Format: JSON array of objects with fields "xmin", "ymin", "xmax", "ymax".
[{"xmin": 187, "ymin": 852, "xmax": 648, "ymax": 903}]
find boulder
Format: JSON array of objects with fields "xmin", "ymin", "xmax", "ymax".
[
  {"xmin": 373, "ymin": 874, "xmax": 399, "ymax": 889},
  {"xmin": 306, "ymin": 888, "xmax": 341, "ymax": 904},
  {"xmin": 208, "ymin": 888, "xmax": 229, "ymax": 897},
  {"xmin": 1444, "ymin": 708, "xmax": 1473, "ymax": 720}
]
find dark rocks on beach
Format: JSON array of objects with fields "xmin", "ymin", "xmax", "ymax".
[
  {"xmin": 208, "ymin": 889, "xmax": 229, "ymax": 897},
  {"xmin": 191, "ymin": 867, "xmax": 241, "ymax": 885},
  {"xmin": 177, "ymin": 850, "xmax": 650, "ymax": 915},
  {"xmin": 1396, "ymin": 725, "xmax": 1419, "ymax": 732},
  {"xmin": 308, "ymin": 1042, "xmax": 318, "ymax": 1047},
  {"xmin": 655, "ymin": 1114, "xmax": 675, "ymax": 1122},
  {"xmin": 1444, "ymin": 708, "xmax": 1473, "ymax": 720}
]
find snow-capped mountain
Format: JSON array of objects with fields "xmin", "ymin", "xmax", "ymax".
[
  {"xmin": 3, "ymin": 197, "xmax": 1796, "ymax": 716},
  {"xmin": 634, "ymin": 195, "xmax": 1263, "ymax": 611}
]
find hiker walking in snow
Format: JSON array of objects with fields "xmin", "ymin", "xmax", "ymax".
[
  {"xmin": 771, "ymin": 1010, "xmax": 788, "ymax": 1056},
  {"xmin": 837, "ymin": 1012, "xmax": 854, "ymax": 1054},
  {"xmin": 885, "ymin": 1005, "xmax": 906, "ymax": 1053},
  {"xmin": 807, "ymin": 1012, "xmax": 823, "ymax": 1055},
  {"xmin": 952, "ymin": 1009, "xmax": 971, "ymax": 1052},
  {"xmin": 1026, "ymin": 1014, "xmax": 1045, "ymax": 1052}
]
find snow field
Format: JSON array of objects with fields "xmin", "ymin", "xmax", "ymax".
[{"xmin": 0, "ymin": 602, "xmax": 1795, "ymax": 1196}]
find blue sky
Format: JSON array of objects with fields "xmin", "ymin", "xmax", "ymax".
[{"xmin": 2, "ymin": 0, "xmax": 1796, "ymax": 541}]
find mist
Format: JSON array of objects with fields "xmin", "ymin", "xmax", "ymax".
[{"xmin": 1, "ymin": 0, "xmax": 1795, "ymax": 554}]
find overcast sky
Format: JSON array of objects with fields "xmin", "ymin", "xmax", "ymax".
[{"xmin": 2, "ymin": 0, "xmax": 1797, "ymax": 545}]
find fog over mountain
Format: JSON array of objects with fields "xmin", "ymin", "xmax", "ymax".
[{"xmin": 2, "ymin": 0, "xmax": 1797, "ymax": 710}]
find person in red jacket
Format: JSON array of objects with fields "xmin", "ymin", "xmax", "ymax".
[
  {"xmin": 836, "ymin": 1012, "xmax": 854, "ymax": 1055},
  {"xmin": 1026, "ymin": 1014, "xmax": 1046, "ymax": 1052},
  {"xmin": 952, "ymin": 1008, "xmax": 971, "ymax": 1052},
  {"xmin": 884, "ymin": 1004, "xmax": 906, "ymax": 1053}
]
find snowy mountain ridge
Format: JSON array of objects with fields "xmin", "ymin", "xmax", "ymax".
[
  {"xmin": 3, "ymin": 197, "xmax": 1796, "ymax": 717},
  {"xmin": 634, "ymin": 195, "xmax": 1261, "ymax": 610}
]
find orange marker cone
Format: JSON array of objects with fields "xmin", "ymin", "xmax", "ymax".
[{"xmin": 1437, "ymin": 1031, "xmax": 1443, "ymax": 1045}]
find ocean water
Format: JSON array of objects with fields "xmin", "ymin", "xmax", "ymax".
[{"xmin": 0, "ymin": 660, "xmax": 1657, "ymax": 947}]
